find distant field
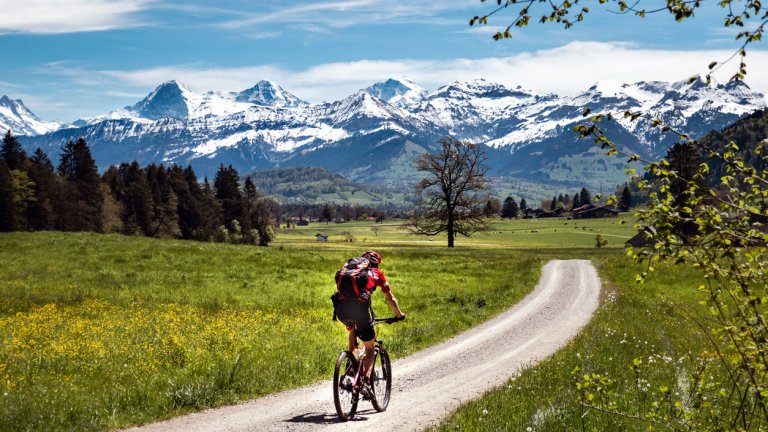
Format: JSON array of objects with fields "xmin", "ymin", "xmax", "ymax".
[{"xmin": 279, "ymin": 214, "xmax": 636, "ymax": 249}]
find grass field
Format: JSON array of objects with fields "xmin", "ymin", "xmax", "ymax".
[
  {"xmin": 0, "ymin": 214, "xmax": 713, "ymax": 431},
  {"xmin": 0, "ymin": 215, "xmax": 634, "ymax": 431},
  {"xmin": 279, "ymin": 215, "xmax": 634, "ymax": 249}
]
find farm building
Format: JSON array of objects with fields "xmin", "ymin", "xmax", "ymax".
[{"xmin": 572, "ymin": 204, "xmax": 620, "ymax": 219}]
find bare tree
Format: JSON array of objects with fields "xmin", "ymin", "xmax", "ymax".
[{"xmin": 410, "ymin": 137, "xmax": 490, "ymax": 247}]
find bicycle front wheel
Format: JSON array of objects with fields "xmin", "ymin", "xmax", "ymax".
[
  {"xmin": 370, "ymin": 346, "xmax": 392, "ymax": 412},
  {"xmin": 333, "ymin": 351, "xmax": 358, "ymax": 421}
]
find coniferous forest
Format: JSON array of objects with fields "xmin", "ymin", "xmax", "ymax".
[
  {"xmin": 0, "ymin": 131, "xmax": 404, "ymax": 246},
  {"xmin": 0, "ymin": 131, "xmax": 281, "ymax": 245}
]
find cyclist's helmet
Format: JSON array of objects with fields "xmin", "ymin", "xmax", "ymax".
[{"xmin": 363, "ymin": 251, "xmax": 382, "ymax": 267}]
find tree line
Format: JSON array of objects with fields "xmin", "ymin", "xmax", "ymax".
[
  {"xmin": 0, "ymin": 131, "xmax": 413, "ymax": 244},
  {"xmin": 0, "ymin": 131, "xmax": 282, "ymax": 245},
  {"xmin": 487, "ymin": 185, "xmax": 634, "ymax": 219}
]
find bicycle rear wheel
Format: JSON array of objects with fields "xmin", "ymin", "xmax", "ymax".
[
  {"xmin": 370, "ymin": 346, "xmax": 392, "ymax": 412},
  {"xmin": 333, "ymin": 351, "xmax": 358, "ymax": 421}
]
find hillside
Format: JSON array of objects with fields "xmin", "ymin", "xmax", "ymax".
[
  {"xmin": 697, "ymin": 107, "xmax": 768, "ymax": 180},
  {"xmin": 246, "ymin": 166, "xmax": 396, "ymax": 204}
]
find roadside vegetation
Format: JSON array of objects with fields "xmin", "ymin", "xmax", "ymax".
[{"xmin": 431, "ymin": 254, "xmax": 712, "ymax": 431}]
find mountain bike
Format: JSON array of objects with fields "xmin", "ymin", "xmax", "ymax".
[{"xmin": 332, "ymin": 313, "xmax": 403, "ymax": 421}]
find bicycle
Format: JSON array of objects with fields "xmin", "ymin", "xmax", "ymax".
[{"xmin": 332, "ymin": 313, "xmax": 403, "ymax": 421}]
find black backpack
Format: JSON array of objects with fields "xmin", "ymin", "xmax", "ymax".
[{"xmin": 331, "ymin": 257, "xmax": 371, "ymax": 321}]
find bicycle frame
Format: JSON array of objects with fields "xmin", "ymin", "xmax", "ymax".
[{"xmin": 333, "ymin": 306, "xmax": 401, "ymax": 421}]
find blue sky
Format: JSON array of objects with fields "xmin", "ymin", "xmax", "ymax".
[{"xmin": 1, "ymin": 0, "xmax": 766, "ymax": 122}]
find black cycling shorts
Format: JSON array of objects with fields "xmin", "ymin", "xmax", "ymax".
[{"xmin": 336, "ymin": 300, "xmax": 375, "ymax": 342}]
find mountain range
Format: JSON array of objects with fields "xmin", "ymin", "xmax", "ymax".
[{"xmin": 5, "ymin": 76, "xmax": 765, "ymax": 193}]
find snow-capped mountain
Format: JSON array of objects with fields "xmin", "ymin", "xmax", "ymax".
[
  {"xmin": 15, "ymin": 76, "xmax": 766, "ymax": 189},
  {"xmin": 0, "ymin": 96, "xmax": 65, "ymax": 136},
  {"xmin": 235, "ymin": 80, "xmax": 307, "ymax": 108},
  {"xmin": 363, "ymin": 78, "xmax": 427, "ymax": 108}
]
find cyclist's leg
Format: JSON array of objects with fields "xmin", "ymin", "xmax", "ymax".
[
  {"xmin": 355, "ymin": 318, "xmax": 376, "ymax": 379},
  {"xmin": 347, "ymin": 327, "xmax": 357, "ymax": 353},
  {"xmin": 362, "ymin": 339, "xmax": 375, "ymax": 379}
]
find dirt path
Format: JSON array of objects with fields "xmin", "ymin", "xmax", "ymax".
[{"xmin": 126, "ymin": 259, "xmax": 601, "ymax": 432}]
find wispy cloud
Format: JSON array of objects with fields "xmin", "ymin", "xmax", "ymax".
[
  {"xmin": 217, "ymin": 0, "xmax": 472, "ymax": 30},
  {"xmin": 0, "ymin": 0, "xmax": 156, "ymax": 34}
]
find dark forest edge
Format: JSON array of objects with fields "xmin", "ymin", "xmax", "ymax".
[{"xmin": 0, "ymin": 132, "xmax": 410, "ymax": 246}]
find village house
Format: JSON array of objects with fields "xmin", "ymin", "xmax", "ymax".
[{"xmin": 572, "ymin": 204, "xmax": 620, "ymax": 219}]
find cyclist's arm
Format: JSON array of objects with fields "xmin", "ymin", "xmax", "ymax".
[{"xmin": 383, "ymin": 290, "xmax": 405, "ymax": 319}]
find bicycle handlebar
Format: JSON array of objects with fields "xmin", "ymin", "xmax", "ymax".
[{"xmin": 373, "ymin": 316, "xmax": 405, "ymax": 324}]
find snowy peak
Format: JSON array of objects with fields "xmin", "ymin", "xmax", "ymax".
[
  {"xmin": 329, "ymin": 91, "xmax": 403, "ymax": 123},
  {"xmin": 131, "ymin": 80, "xmax": 201, "ymax": 120},
  {"xmin": 235, "ymin": 80, "xmax": 307, "ymax": 108},
  {"xmin": 431, "ymin": 79, "xmax": 536, "ymax": 100},
  {"xmin": 0, "ymin": 96, "xmax": 63, "ymax": 136},
  {"xmin": 651, "ymin": 75, "xmax": 765, "ymax": 116},
  {"xmin": 363, "ymin": 78, "xmax": 427, "ymax": 108}
]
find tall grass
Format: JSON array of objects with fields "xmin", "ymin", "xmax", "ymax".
[{"xmin": 0, "ymin": 228, "xmax": 566, "ymax": 431}]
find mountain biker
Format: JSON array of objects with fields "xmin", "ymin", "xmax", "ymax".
[{"xmin": 341, "ymin": 251, "xmax": 405, "ymax": 393}]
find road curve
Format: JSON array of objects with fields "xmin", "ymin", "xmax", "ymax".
[{"xmin": 125, "ymin": 259, "xmax": 601, "ymax": 432}]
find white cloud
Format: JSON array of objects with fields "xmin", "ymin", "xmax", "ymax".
[
  {"xmin": 0, "ymin": 0, "xmax": 155, "ymax": 34},
  {"xmin": 103, "ymin": 41, "xmax": 768, "ymax": 100},
  {"xmin": 27, "ymin": 41, "xmax": 768, "ymax": 121}
]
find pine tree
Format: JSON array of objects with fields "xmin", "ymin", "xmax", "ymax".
[
  {"xmin": 26, "ymin": 148, "xmax": 56, "ymax": 230},
  {"xmin": 573, "ymin": 191, "xmax": 581, "ymax": 208},
  {"xmin": 56, "ymin": 139, "xmax": 103, "ymax": 231},
  {"xmin": 1, "ymin": 130, "xmax": 27, "ymax": 171},
  {"xmin": 214, "ymin": 164, "xmax": 245, "ymax": 232},
  {"xmin": 0, "ymin": 161, "xmax": 15, "ymax": 231},
  {"xmin": 122, "ymin": 162, "xmax": 153, "ymax": 235},
  {"xmin": 519, "ymin": 198, "xmax": 527, "ymax": 211},
  {"xmin": 550, "ymin": 195, "xmax": 557, "ymax": 211},
  {"xmin": 501, "ymin": 196, "xmax": 519, "ymax": 219},
  {"xmin": 620, "ymin": 186, "xmax": 632, "ymax": 211},
  {"xmin": 200, "ymin": 176, "xmax": 223, "ymax": 240},
  {"xmin": 579, "ymin": 188, "xmax": 592, "ymax": 207},
  {"xmin": 483, "ymin": 198, "xmax": 501, "ymax": 218}
]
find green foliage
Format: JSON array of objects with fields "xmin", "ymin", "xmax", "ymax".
[
  {"xmin": 574, "ymin": 102, "xmax": 768, "ymax": 429},
  {"xmin": 594, "ymin": 233, "xmax": 608, "ymax": 248}
]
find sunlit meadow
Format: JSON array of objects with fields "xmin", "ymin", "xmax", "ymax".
[{"xmin": 1, "ymin": 217, "xmax": 626, "ymax": 430}]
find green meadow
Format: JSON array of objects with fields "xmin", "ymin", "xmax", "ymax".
[{"xmin": 0, "ymin": 215, "xmax": 715, "ymax": 431}]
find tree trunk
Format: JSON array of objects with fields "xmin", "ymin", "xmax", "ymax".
[{"xmin": 447, "ymin": 215, "xmax": 455, "ymax": 248}]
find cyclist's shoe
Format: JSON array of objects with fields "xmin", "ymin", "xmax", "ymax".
[{"xmin": 360, "ymin": 378, "xmax": 372, "ymax": 400}]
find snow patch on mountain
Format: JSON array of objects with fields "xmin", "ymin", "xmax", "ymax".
[
  {"xmin": 0, "ymin": 96, "xmax": 64, "ymax": 136},
  {"xmin": 364, "ymin": 78, "xmax": 427, "ymax": 108}
]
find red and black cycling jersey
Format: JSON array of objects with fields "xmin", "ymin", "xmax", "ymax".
[{"xmin": 367, "ymin": 267, "xmax": 390, "ymax": 294}]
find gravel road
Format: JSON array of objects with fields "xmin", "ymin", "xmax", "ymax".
[{"xmin": 126, "ymin": 259, "xmax": 601, "ymax": 432}]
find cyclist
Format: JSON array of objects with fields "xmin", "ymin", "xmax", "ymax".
[{"xmin": 340, "ymin": 251, "xmax": 405, "ymax": 394}]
